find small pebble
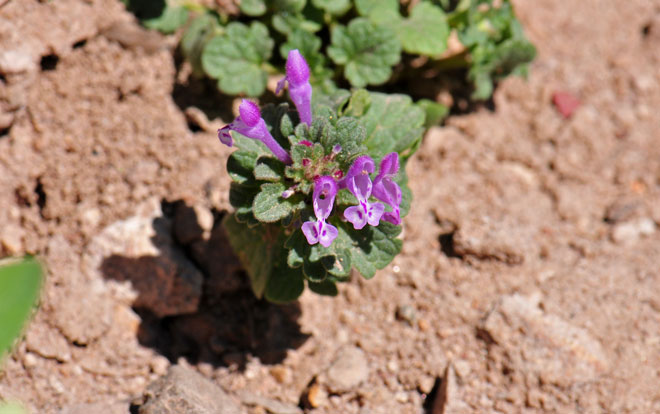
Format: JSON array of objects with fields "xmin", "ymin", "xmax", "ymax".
[
  {"xmin": 396, "ymin": 305, "xmax": 416, "ymax": 325},
  {"xmin": 23, "ymin": 352, "xmax": 38, "ymax": 368},
  {"xmin": 307, "ymin": 382, "xmax": 328, "ymax": 408},
  {"xmin": 270, "ymin": 366, "xmax": 290, "ymax": 384}
]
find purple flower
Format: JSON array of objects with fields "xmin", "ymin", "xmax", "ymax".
[
  {"xmin": 302, "ymin": 176, "xmax": 339, "ymax": 247},
  {"xmin": 372, "ymin": 152, "xmax": 402, "ymax": 225},
  {"xmin": 218, "ymin": 100, "xmax": 292, "ymax": 164},
  {"xmin": 276, "ymin": 49, "xmax": 312, "ymax": 125},
  {"xmin": 342, "ymin": 156, "xmax": 384, "ymax": 230}
]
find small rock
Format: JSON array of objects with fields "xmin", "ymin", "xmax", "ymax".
[
  {"xmin": 305, "ymin": 382, "xmax": 327, "ymax": 408},
  {"xmin": 417, "ymin": 375, "xmax": 436, "ymax": 394},
  {"xmin": 83, "ymin": 198, "xmax": 203, "ymax": 317},
  {"xmin": 23, "ymin": 352, "xmax": 38, "ymax": 368},
  {"xmin": 238, "ymin": 391, "xmax": 302, "ymax": 414},
  {"xmin": 452, "ymin": 360, "xmax": 470, "ymax": 381},
  {"xmin": 269, "ymin": 366, "xmax": 290, "ymax": 384},
  {"xmin": 25, "ymin": 322, "xmax": 72, "ymax": 362},
  {"xmin": 323, "ymin": 346, "xmax": 370, "ymax": 393},
  {"xmin": 52, "ymin": 279, "xmax": 115, "ymax": 345},
  {"xmin": 431, "ymin": 364, "xmax": 469, "ymax": 414},
  {"xmin": 0, "ymin": 49, "xmax": 37, "ymax": 74},
  {"xmin": 395, "ymin": 305, "xmax": 416, "ymax": 326},
  {"xmin": 552, "ymin": 91, "xmax": 580, "ymax": 119},
  {"xmin": 150, "ymin": 356, "xmax": 170, "ymax": 376},
  {"xmin": 482, "ymin": 294, "xmax": 609, "ymax": 386},
  {"xmin": 611, "ymin": 217, "xmax": 656, "ymax": 244},
  {"xmin": 451, "ymin": 217, "xmax": 528, "ymax": 265},
  {"xmin": 139, "ymin": 365, "xmax": 241, "ymax": 414},
  {"xmin": 0, "ymin": 223, "xmax": 24, "ymax": 254}
]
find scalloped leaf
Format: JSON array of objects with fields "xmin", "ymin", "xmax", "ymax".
[
  {"xmin": 343, "ymin": 221, "xmax": 402, "ymax": 279},
  {"xmin": 311, "ymin": 0, "xmax": 350, "ymax": 16},
  {"xmin": 355, "ymin": 0, "xmax": 400, "ymax": 25},
  {"xmin": 240, "ymin": 0, "xmax": 267, "ymax": 16},
  {"xmin": 358, "ymin": 92, "xmax": 426, "ymax": 161},
  {"xmin": 201, "ymin": 22, "xmax": 274, "ymax": 96},
  {"xmin": 253, "ymin": 183, "xmax": 306, "ymax": 223},
  {"xmin": 327, "ymin": 18, "xmax": 401, "ymax": 88},
  {"xmin": 397, "ymin": 2, "xmax": 449, "ymax": 56}
]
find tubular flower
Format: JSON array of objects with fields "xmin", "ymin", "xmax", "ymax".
[
  {"xmin": 218, "ymin": 100, "xmax": 292, "ymax": 164},
  {"xmin": 302, "ymin": 176, "xmax": 338, "ymax": 247},
  {"xmin": 372, "ymin": 152, "xmax": 402, "ymax": 225},
  {"xmin": 343, "ymin": 156, "xmax": 384, "ymax": 230},
  {"xmin": 276, "ymin": 49, "xmax": 312, "ymax": 125}
]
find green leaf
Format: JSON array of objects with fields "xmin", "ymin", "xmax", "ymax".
[
  {"xmin": 240, "ymin": 0, "xmax": 267, "ymax": 16},
  {"xmin": 272, "ymin": 12, "xmax": 322, "ymax": 35},
  {"xmin": 142, "ymin": 5, "xmax": 188, "ymax": 34},
  {"xmin": 0, "ymin": 402, "xmax": 26, "ymax": 414},
  {"xmin": 344, "ymin": 221, "xmax": 402, "ymax": 279},
  {"xmin": 327, "ymin": 18, "xmax": 401, "ymax": 88},
  {"xmin": 397, "ymin": 2, "xmax": 449, "ymax": 56},
  {"xmin": 0, "ymin": 257, "xmax": 42, "ymax": 359},
  {"xmin": 355, "ymin": 0, "xmax": 400, "ymax": 25},
  {"xmin": 416, "ymin": 98, "xmax": 449, "ymax": 127},
  {"xmin": 342, "ymin": 89, "xmax": 371, "ymax": 118},
  {"xmin": 358, "ymin": 92, "xmax": 425, "ymax": 160},
  {"xmin": 311, "ymin": 0, "xmax": 351, "ymax": 16},
  {"xmin": 271, "ymin": 0, "xmax": 307, "ymax": 13},
  {"xmin": 254, "ymin": 157, "xmax": 285, "ymax": 181},
  {"xmin": 264, "ymin": 254, "xmax": 305, "ymax": 303},
  {"xmin": 308, "ymin": 279, "xmax": 338, "ymax": 296},
  {"xmin": 222, "ymin": 214, "xmax": 282, "ymax": 298},
  {"xmin": 253, "ymin": 183, "xmax": 305, "ymax": 223},
  {"xmin": 229, "ymin": 182, "xmax": 260, "ymax": 225},
  {"xmin": 201, "ymin": 22, "xmax": 274, "ymax": 96},
  {"xmin": 181, "ymin": 14, "xmax": 219, "ymax": 77}
]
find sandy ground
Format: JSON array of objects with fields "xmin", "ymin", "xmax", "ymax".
[{"xmin": 1, "ymin": 0, "xmax": 660, "ymax": 413}]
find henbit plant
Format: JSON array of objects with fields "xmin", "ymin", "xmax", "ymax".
[
  {"xmin": 218, "ymin": 50, "xmax": 424, "ymax": 302},
  {"xmin": 124, "ymin": 0, "xmax": 535, "ymax": 104}
]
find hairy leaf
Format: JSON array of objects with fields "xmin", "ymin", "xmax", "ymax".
[
  {"xmin": 311, "ymin": 0, "xmax": 350, "ymax": 16},
  {"xmin": 358, "ymin": 92, "xmax": 426, "ymax": 160},
  {"xmin": 327, "ymin": 19, "xmax": 401, "ymax": 88},
  {"xmin": 253, "ymin": 183, "xmax": 305, "ymax": 222},
  {"xmin": 397, "ymin": 2, "xmax": 449, "ymax": 56},
  {"xmin": 201, "ymin": 22, "xmax": 274, "ymax": 96}
]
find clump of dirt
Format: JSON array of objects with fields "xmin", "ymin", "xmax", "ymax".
[{"xmin": 1, "ymin": 0, "xmax": 660, "ymax": 413}]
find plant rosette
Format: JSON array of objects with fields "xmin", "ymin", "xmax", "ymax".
[{"xmin": 218, "ymin": 49, "xmax": 425, "ymax": 302}]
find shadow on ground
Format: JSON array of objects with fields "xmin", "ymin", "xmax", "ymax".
[{"xmin": 101, "ymin": 201, "xmax": 309, "ymax": 369}]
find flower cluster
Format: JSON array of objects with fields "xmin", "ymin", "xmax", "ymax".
[{"xmin": 218, "ymin": 49, "xmax": 402, "ymax": 248}]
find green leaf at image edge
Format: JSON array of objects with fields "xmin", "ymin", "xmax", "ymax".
[{"xmin": 0, "ymin": 257, "xmax": 42, "ymax": 359}]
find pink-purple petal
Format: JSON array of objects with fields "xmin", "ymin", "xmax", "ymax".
[
  {"xmin": 302, "ymin": 221, "xmax": 320, "ymax": 245},
  {"xmin": 344, "ymin": 205, "xmax": 367, "ymax": 230},
  {"xmin": 366, "ymin": 202, "xmax": 385, "ymax": 227},
  {"xmin": 238, "ymin": 100, "xmax": 261, "ymax": 127},
  {"xmin": 318, "ymin": 221, "xmax": 338, "ymax": 247}
]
